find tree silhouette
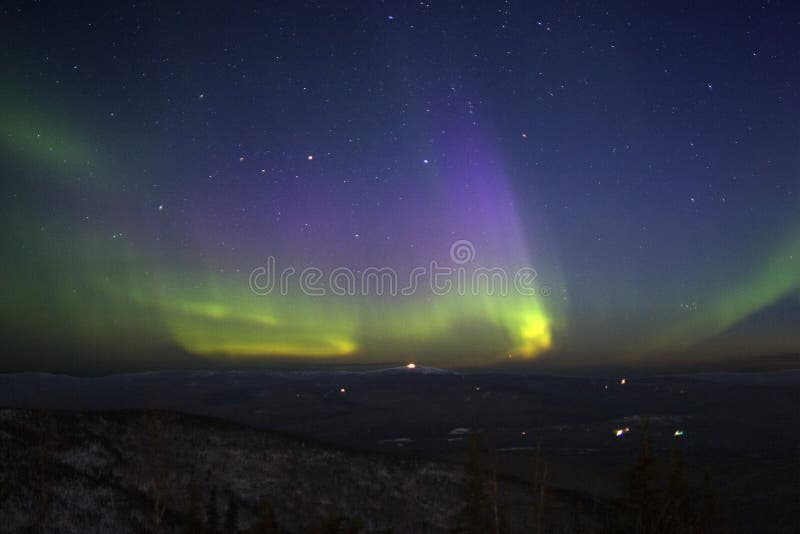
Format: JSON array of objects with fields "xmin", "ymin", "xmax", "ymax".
[
  {"xmin": 455, "ymin": 432, "xmax": 493, "ymax": 534},
  {"xmin": 624, "ymin": 422, "xmax": 725, "ymax": 534},
  {"xmin": 33, "ymin": 410, "xmax": 56, "ymax": 534},
  {"xmin": 206, "ymin": 485, "xmax": 219, "ymax": 534},
  {"xmin": 251, "ymin": 497, "xmax": 280, "ymax": 533},
  {"xmin": 224, "ymin": 492, "xmax": 239, "ymax": 534},
  {"xmin": 628, "ymin": 419, "xmax": 660, "ymax": 533},
  {"xmin": 532, "ymin": 435, "xmax": 548, "ymax": 534},
  {"xmin": 307, "ymin": 508, "xmax": 362, "ymax": 534},
  {"xmin": 486, "ymin": 439, "xmax": 507, "ymax": 534},
  {"xmin": 699, "ymin": 468, "xmax": 720, "ymax": 534},
  {"xmin": 185, "ymin": 475, "xmax": 203, "ymax": 533},
  {"xmin": 663, "ymin": 443, "xmax": 691, "ymax": 533},
  {"xmin": 145, "ymin": 412, "xmax": 169, "ymax": 534}
]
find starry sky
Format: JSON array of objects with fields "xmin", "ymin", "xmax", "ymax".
[{"xmin": 1, "ymin": 1, "xmax": 799, "ymax": 371}]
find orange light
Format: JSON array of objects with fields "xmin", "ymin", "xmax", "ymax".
[
  {"xmin": 406, "ymin": 362, "xmax": 416, "ymax": 369},
  {"xmin": 339, "ymin": 387, "xmax": 346, "ymax": 393},
  {"xmin": 620, "ymin": 378, "xmax": 626, "ymax": 385}
]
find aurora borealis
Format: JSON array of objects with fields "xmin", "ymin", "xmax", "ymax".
[{"xmin": 1, "ymin": 1, "xmax": 799, "ymax": 370}]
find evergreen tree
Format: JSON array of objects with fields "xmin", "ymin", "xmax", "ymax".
[
  {"xmin": 664, "ymin": 443, "xmax": 692, "ymax": 533},
  {"xmin": 699, "ymin": 468, "xmax": 720, "ymax": 534},
  {"xmin": 206, "ymin": 486, "xmax": 219, "ymax": 534},
  {"xmin": 185, "ymin": 475, "xmax": 204, "ymax": 534},
  {"xmin": 628, "ymin": 419, "xmax": 660, "ymax": 533},
  {"xmin": 455, "ymin": 433, "xmax": 492, "ymax": 534},
  {"xmin": 487, "ymin": 442, "xmax": 507, "ymax": 534},
  {"xmin": 309, "ymin": 509, "xmax": 363, "ymax": 534},
  {"xmin": 33, "ymin": 410, "xmax": 56, "ymax": 534},
  {"xmin": 532, "ymin": 437, "xmax": 548, "ymax": 534},
  {"xmin": 145, "ymin": 412, "xmax": 168, "ymax": 534},
  {"xmin": 224, "ymin": 492, "xmax": 239, "ymax": 534},
  {"xmin": 252, "ymin": 498, "xmax": 280, "ymax": 534}
]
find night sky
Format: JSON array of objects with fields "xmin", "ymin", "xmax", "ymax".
[{"xmin": 2, "ymin": 1, "xmax": 799, "ymax": 370}]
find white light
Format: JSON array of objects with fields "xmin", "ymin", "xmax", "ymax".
[
  {"xmin": 615, "ymin": 428, "xmax": 626, "ymax": 437},
  {"xmin": 620, "ymin": 378, "xmax": 626, "ymax": 385},
  {"xmin": 674, "ymin": 429, "xmax": 684, "ymax": 437},
  {"xmin": 339, "ymin": 387, "xmax": 346, "ymax": 393},
  {"xmin": 406, "ymin": 362, "xmax": 416, "ymax": 369}
]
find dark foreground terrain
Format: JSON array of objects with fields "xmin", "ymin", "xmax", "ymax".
[
  {"xmin": 0, "ymin": 408, "xmax": 591, "ymax": 533},
  {"xmin": 1, "ymin": 365, "xmax": 798, "ymax": 532}
]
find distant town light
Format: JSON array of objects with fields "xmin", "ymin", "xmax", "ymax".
[
  {"xmin": 615, "ymin": 428, "xmax": 628, "ymax": 437},
  {"xmin": 674, "ymin": 429, "xmax": 684, "ymax": 437},
  {"xmin": 406, "ymin": 362, "xmax": 416, "ymax": 369},
  {"xmin": 339, "ymin": 387, "xmax": 346, "ymax": 393},
  {"xmin": 620, "ymin": 378, "xmax": 627, "ymax": 385}
]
